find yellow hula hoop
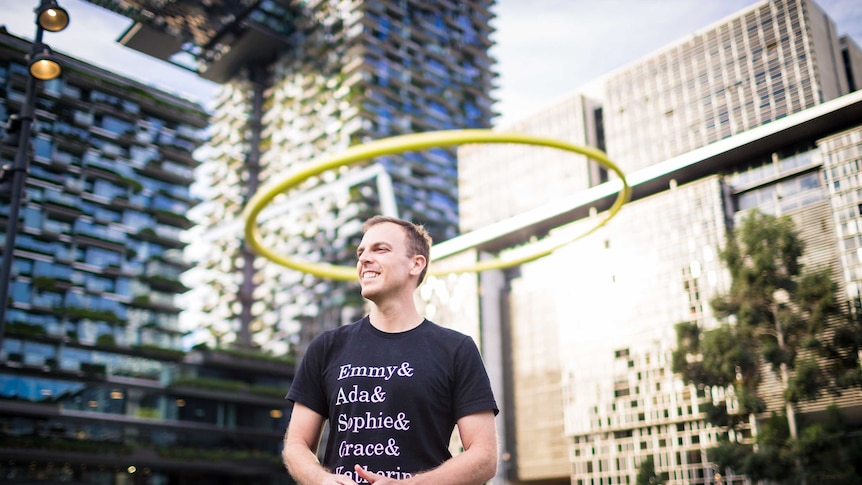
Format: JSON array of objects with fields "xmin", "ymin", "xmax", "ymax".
[{"xmin": 243, "ymin": 129, "xmax": 631, "ymax": 281}]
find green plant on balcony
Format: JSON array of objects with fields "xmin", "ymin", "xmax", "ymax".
[
  {"xmin": 116, "ymin": 175, "xmax": 144, "ymax": 192},
  {"xmin": 6, "ymin": 321, "xmax": 47, "ymax": 336},
  {"xmin": 0, "ymin": 434, "xmax": 133, "ymax": 455},
  {"xmin": 169, "ymin": 376, "xmax": 288, "ymax": 399},
  {"xmin": 259, "ymin": 136, "xmax": 272, "ymax": 151},
  {"xmin": 80, "ymin": 362, "xmax": 107, "ymax": 377},
  {"xmin": 144, "ymin": 274, "xmax": 189, "ymax": 293},
  {"xmin": 136, "ymin": 407, "xmax": 162, "ymax": 419},
  {"xmin": 131, "ymin": 343, "xmax": 185, "ymax": 361},
  {"xmin": 32, "ymin": 276, "xmax": 60, "ymax": 292},
  {"xmin": 66, "ymin": 307, "xmax": 125, "ymax": 324},
  {"xmin": 170, "ymin": 376, "xmax": 246, "ymax": 393},
  {"xmin": 96, "ymin": 334, "xmax": 116, "ymax": 347},
  {"xmin": 248, "ymin": 384, "xmax": 290, "ymax": 399},
  {"xmin": 212, "ymin": 347, "xmax": 297, "ymax": 367},
  {"xmin": 155, "ymin": 446, "xmax": 281, "ymax": 465},
  {"xmin": 150, "ymin": 211, "xmax": 194, "ymax": 232},
  {"xmin": 152, "ymin": 208, "xmax": 187, "ymax": 220},
  {"xmin": 137, "ymin": 227, "xmax": 157, "ymax": 238}
]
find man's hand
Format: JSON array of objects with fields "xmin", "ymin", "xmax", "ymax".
[
  {"xmin": 284, "ymin": 403, "xmax": 364, "ymax": 485},
  {"xmin": 354, "ymin": 464, "xmax": 397, "ymax": 484}
]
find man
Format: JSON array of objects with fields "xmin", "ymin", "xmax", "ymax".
[{"xmin": 283, "ymin": 215, "xmax": 498, "ymax": 484}]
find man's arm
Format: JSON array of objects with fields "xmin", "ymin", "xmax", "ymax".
[
  {"xmin": 283, "ymin": 402, "xmax": 359, "ymax": 485},
  {"xmin": 354, "ymin": 410, "xmax": 498, "ymax": 485}
]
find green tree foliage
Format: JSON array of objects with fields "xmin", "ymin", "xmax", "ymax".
[
  {"xmin": 672, "ymin": 210, "xmax": 862, "ymax": 483},
  {"xmin": 635, "ymin": 455, "xmax": 663, "ymax": 485}
]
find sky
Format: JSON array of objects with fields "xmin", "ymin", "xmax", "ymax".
[{"xmin": 2, "ymin": 0, "xmax": 861, "ymax": 126}]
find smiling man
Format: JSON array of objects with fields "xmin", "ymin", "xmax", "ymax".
[{"xmin": 283, "ymin": 215, "xmax": 499, "ymax": 484}]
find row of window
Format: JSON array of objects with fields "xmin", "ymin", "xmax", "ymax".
[{"xmin": 0, "ymin": 373, "xmax": 287, "ymax": 430}]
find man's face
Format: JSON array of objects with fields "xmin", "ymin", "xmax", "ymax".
[{"xmin": 356, "ymin": 222, "xmax": 423, "ymax": 301}]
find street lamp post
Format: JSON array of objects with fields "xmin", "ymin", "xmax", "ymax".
[{"xmin": 0, "ymin": 0, "xmax": 69, "ymax": 350}]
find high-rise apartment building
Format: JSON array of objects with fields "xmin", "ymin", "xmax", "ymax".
[
  {"xmin": 441, "ymin": 0, "xmax": 862, "ymax": 483},
  {"xmin": 0, "ymin": 30, "xmax": 293, "ymax": 485},
  {"xmin": 84, "ymin": 0, "xmax": 496, "ymax": 353},
  {"xmin": 174, "ymin": 0, "xmax": 496, "ymax": 354}
]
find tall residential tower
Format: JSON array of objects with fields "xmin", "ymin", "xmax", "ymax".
[
  {"xmin": 182, "ymin": 0, "xmax": 497, "ymax": 354},
  {"xmin": 0, "ymin": 29, "xmax": 295, "ymax": 485}
]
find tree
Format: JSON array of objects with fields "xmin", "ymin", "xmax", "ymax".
[
  {"xmin": 635, "ymin": 455, "xmax": 663, "ymax": 485},
  {"xmin": 672, "ymin": 210, "xmax": 862, "ymax": 483}
]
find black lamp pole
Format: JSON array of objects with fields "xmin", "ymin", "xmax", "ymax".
[{"xmin": 0, "ymin": 0, "xmax": 68, "ymax": 350}]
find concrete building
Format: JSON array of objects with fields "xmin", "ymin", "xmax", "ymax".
[{"xmin": 459, "ymin": 0, "xmax": 859, "ymax": 230}]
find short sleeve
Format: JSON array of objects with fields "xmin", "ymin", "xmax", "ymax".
[
  {"xmin": 286, "ymin": 333, "xmax": 329, "ymax": 418},
  {"xmin": 452, "ymin": 336, "xmax": 499, "ymax": 420}
]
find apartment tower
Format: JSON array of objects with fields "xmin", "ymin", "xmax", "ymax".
[
  {"xmin": 0, "ymin": 29, "xmax": 297, "ymax": 485},
  {"xmin": 100, "ymin": 0, "xmax": 499, "ymax": 355}
]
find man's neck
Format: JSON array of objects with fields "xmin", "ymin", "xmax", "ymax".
[{"xmin": 368, "ymin": 298, "xmax": 423, "ymax": 333}]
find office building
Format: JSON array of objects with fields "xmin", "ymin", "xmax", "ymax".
[
  {"xmin": 441, "ymin": 0, "xmax": 862, "ymax": 483},
  {"xmin": 0, "ymin": 30, "xmax": 293, "ymax": 484},
  {"xmin": 460, "ymin": 0, "xmax": 859, "ymax": 230}
]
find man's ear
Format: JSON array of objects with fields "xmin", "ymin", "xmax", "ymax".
[{"xmin": 410, "ymin": 255, "xmax": 427, "ymax": 276}]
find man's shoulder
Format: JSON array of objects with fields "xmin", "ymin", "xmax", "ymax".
[
  {"xmin": 307, "ymin": 317, "xmax": 366, "ymax": 348},
  {"xmin": 420, "ymin": 320, "xmax": 474, "ymax": 344}
]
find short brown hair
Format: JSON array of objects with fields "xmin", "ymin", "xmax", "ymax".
[{"xmin": 362, "ymin": 215, "xmax": 432, "ymax": 285}]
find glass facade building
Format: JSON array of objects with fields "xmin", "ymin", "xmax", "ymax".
[
  {"xmin": 602, "ymin": 0, "xmax": 851, "ymax": 171},
  {"xmin": 444, "ymin": 0, "xmax": 862, "ymax": 483},
  {"xmin": 459, "ymin": 0, "xmax": 859, "ymax": 230},
  {"xmin": 0, "ymin": 31, "xmax": 293, "ymax": 484}
]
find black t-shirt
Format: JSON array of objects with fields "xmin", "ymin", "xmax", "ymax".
[{"xmin": 286, "ymin": 316, "xmax": 498, "ymax": 481}]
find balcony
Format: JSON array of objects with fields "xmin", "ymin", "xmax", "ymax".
[
  {"xmin": 65, "ymin": 306, "xmax": 126, "ymax": 325},
  {"xmin": 135, "ymin": 160, "xmax": 195, "ymax": 185},
  {"xmin": 142, "ymin": 274, "xmax": 189, "ymax": 294},
  {"xmin": 131, "ymin": 294, "xmax": 180, "ymax": 313},
  {"xmin": 131, "ymin": 226, "xmax": 184, "ymax": 248},
  {"xmin": 155, "ymin": 249, "xmax": 194, "ymax": 271},
  {"xmin": 0, "ymin": 431, "xmax": 283, "ymax": 478},
  {"xmin": 185, "ymin": 349, "xmax": 296, "ymax": 378},
  {"xmin": 43, "ymin": 195, "xmax": 83, "ymax": 222},
  {"xmin": 159, "ymin": 144, "xmax": 198, "ymax": 168},
  {"xmin": 73, "ymin": 229, "xmax": 126, "ymax": 252},
  {"xmin": 152, "ymin": 209, "xmax": 193, "ymax": 230}
]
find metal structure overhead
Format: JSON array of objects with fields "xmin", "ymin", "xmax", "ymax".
[{"xmin": 84, "ymin": 0, "xmax": 297, "ymax": 83}]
